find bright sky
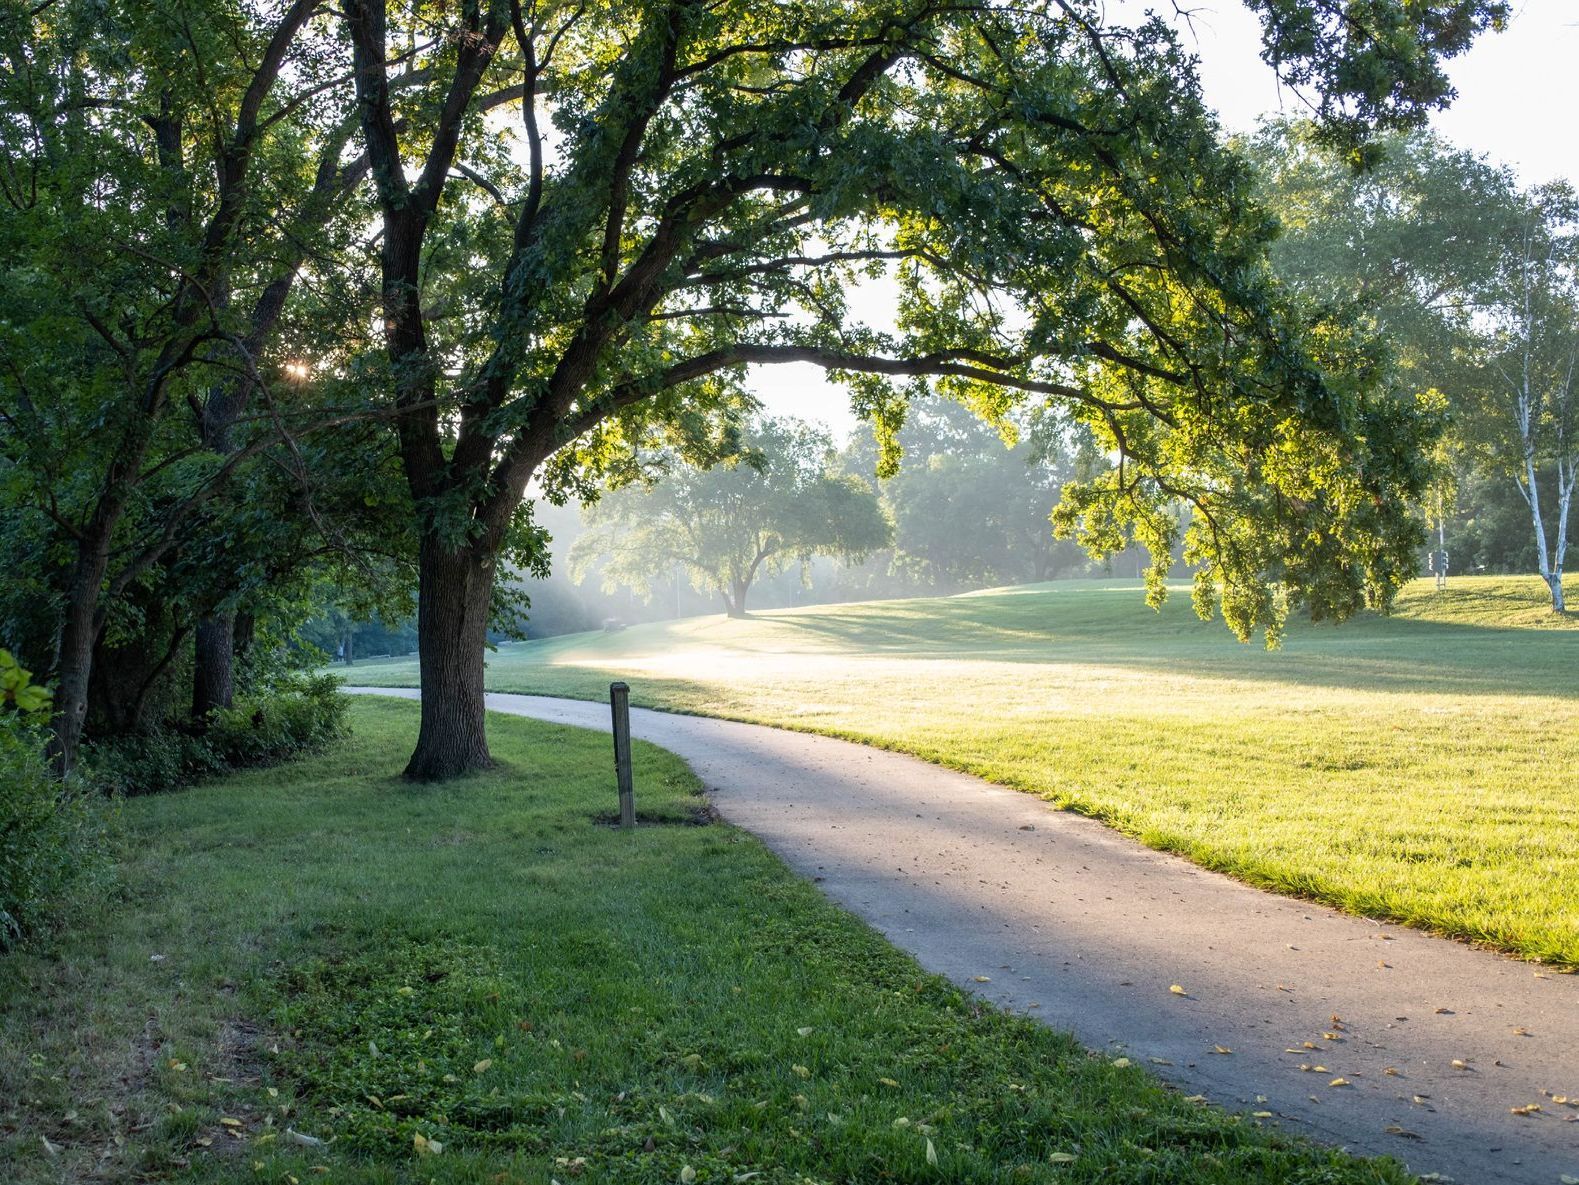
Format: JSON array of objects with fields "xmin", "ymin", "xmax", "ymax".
[{"xmin": 749, "ymin": 0, "xmax": 1579, "ymax": 444}]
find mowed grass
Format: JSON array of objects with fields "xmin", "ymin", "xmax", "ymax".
[
  {"xmin": 0, "ymin": 700, "xmax": 1412, "ymax": 1185},
  {"xmin": 349, "ymin": 575, "xmax": 1579, "ymax": 965}
]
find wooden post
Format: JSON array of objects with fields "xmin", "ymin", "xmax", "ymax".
[{"xmin": 610, "ymin": 681, "xmax": 635, "ymax": 828}]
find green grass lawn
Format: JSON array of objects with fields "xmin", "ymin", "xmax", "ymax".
[
  {"xmin": 347, "ymin": 575, "xmax": 1579, "ymax": 966},
  {"xmin": 0, "ymin": 699, "xmax": 1411, "ymax": 1184}
]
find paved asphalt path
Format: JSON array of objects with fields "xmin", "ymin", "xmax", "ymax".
[{"xmin": 351, "ymin": 688, "xmax": 1578, "ymax": 1184}]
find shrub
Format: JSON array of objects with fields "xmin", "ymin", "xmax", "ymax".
[
  {"xmin": 1, "ymin": 651, "xmax": 109, "ymax": 950},
  {"xmin": 81, "ymin": 673, "xmax": 350, "ymax": 797}
]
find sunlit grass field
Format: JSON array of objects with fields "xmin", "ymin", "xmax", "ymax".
[
  {"xmin": 0, "ymin": 702, "xmax": 1407, "ymax": 1184},
  {"xmin": 349, "ymin": 575, "xmax": 1579, "ymax": 966}
]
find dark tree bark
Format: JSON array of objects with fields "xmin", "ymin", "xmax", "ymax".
[
  {"xmin": 723, "ymin": 578, "xmax": 749, "ymax": 618},
  {"xmin": 403, "ymin": 538, "xmax": 495, "ymax": 780},
  {"xmin": 192, "ymin": 612, "xmax": 236, "ymax": 719}
]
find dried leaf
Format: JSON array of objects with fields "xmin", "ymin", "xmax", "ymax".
[
  {"xmin": 1169, "ymin": 985, "xmax": 1187, "ymax": 996},
  {"xmin": 1328, "ymin": 1078, "xmax": 1350, "ymax": 1087},
  {"xmin": 1210, "ymin": 1045, "xmax": 1232, "ymax": 1055},
  {"xmin": 1110, "ymin": 1057, "xmax": 1131, "ymax": 1068},
  {"xmin": 973, "ymin": 976, "xmax": 991, "ymax": 983},
  {"xmin": 925, "ymin": 1137, "xmax": 938, "ymax": 1167},
  {"xmin": 1048, "ymin": 1152, "xmax": 1077, "ymax": 1164},
  {"xmin": 412, "ymin": 1132, "xmax": 443, "ymax": 1156},
  {"xmin": 474, "ymin": 1059, "xmax": 493, "ymax": 1074},
  {"xmin": 791, "ymin": 1064, "xmax": 810, "ymax": 1079},
  {"xmin": 680, "ymin": 1166, "xmax": 697, "ymax": 1184}
]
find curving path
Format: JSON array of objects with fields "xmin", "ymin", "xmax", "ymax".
[{"xmin": 350, "ymin": 688, "xmax": 1578, "ymax": 1184}]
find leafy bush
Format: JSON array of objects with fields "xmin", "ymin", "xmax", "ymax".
[
  {"xmin": 1, "ymin": 651, "xmax": 108, "ymax": 949},
  {"xmin": 83, "ymin": 673, "xmax": 349, "ymax": 797}
]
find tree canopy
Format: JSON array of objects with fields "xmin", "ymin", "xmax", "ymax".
[
  {"xmin": 0, "ymin": 0, "xmax": 1510, "ymax": 778},
  {"xmin": 572, "ymin": 417, "xmax": 890, "ymax": 617}
]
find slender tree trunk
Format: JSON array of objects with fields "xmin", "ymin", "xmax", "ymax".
[
  {"xmin": 405, "ymin": 537, "xmax": 494, "ymax": 781},
  {"xmin": 52, "ymin": 544, "xmax": 110, "ymax": 776},
  {"xmin": 192, "ymin": 612, "xmax": 236, "ymax": 719},
  {"xmin": 1551, "ymin": 459, "xmax": 1572, "ymax": 613}
]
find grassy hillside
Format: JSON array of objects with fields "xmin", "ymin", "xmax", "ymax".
[
  {"xmin": 349, "ymin": 576, "xmax": 1579, "ymax": 964},
  {"xmin": 0, "ymin": 701, "xmax": 1408, "ymax": 1185}
]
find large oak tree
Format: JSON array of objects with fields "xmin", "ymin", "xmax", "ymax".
[{"xmin": 340, "ymin": 0, "xmax": 1505, "ymax": 779}]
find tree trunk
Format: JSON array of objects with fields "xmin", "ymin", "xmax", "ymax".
[
  {"xmin": 724, "ymin": 577, "xmax": 750, "ymax": 618},
  {"xmin": 192, "ymin": 612, "xmax": 236, "ymax": 719},
  {"xmin": 1548, "ymin": 573, "xmax": 1567, "ymax": 614},
  {"xmin": 404, "ymin": 537, "xmax": 494, "ymax": 781},
  {"xmin": 50, "ymin": 518, "xmax": 116, "ymax": 776}
]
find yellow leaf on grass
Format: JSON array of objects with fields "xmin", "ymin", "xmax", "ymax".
[
  {"xmin": 1110, "ymin": 1058, "xmax": 1131, "ymax": 1068},
  {"xmin": 412, "ymin": 1132, "xmax": 443, "ymax": 1156},
  {"xmin": 1169, "ymin": 985, "xmax": 1187, "ymax": 996},
  {"xmin": 1049, "ymin": 1152, "xmax": 1077, "ymax": 1164},
  {"xmin": 879, "ymin": 1077, "xmax": 900, "ymax": 1087},
  {"xmin": 1252, "ymin": 1111, "xmax": 1273, "ymax": 1118},
  {"xmin": 474, "ymin": 1059, "xmax": 493, "ymax": 1074},
  {"xmin": 219, "ymin": 1118, "xmax": 243, "ymax": 1128},
  {"xmin": 791, "ymin": 1064, "xmax": 811, "ymax": 1079},
  {"xmin": 925, "ymin": 1137, "xmax": 938, "ymax": 1167},
  {"xmin": 680, "ymin": 1166, "xmax": 697, "ymax": 1184},
  {"xmin": 796, "ymin": 1027, "xmax": 814, "ymax": 1037}
]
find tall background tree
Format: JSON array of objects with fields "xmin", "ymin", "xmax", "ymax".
[
  {"xmin": 572, "ymin": 417, "xmax": 890, "ymax": 617},
  {"xmin": 835, "ymin": 399, "xmax": 1092, "ymax": 594},
  {"xmin": 1249, "ymin": 122, "xmax": 1576, "ymax": 611}
]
